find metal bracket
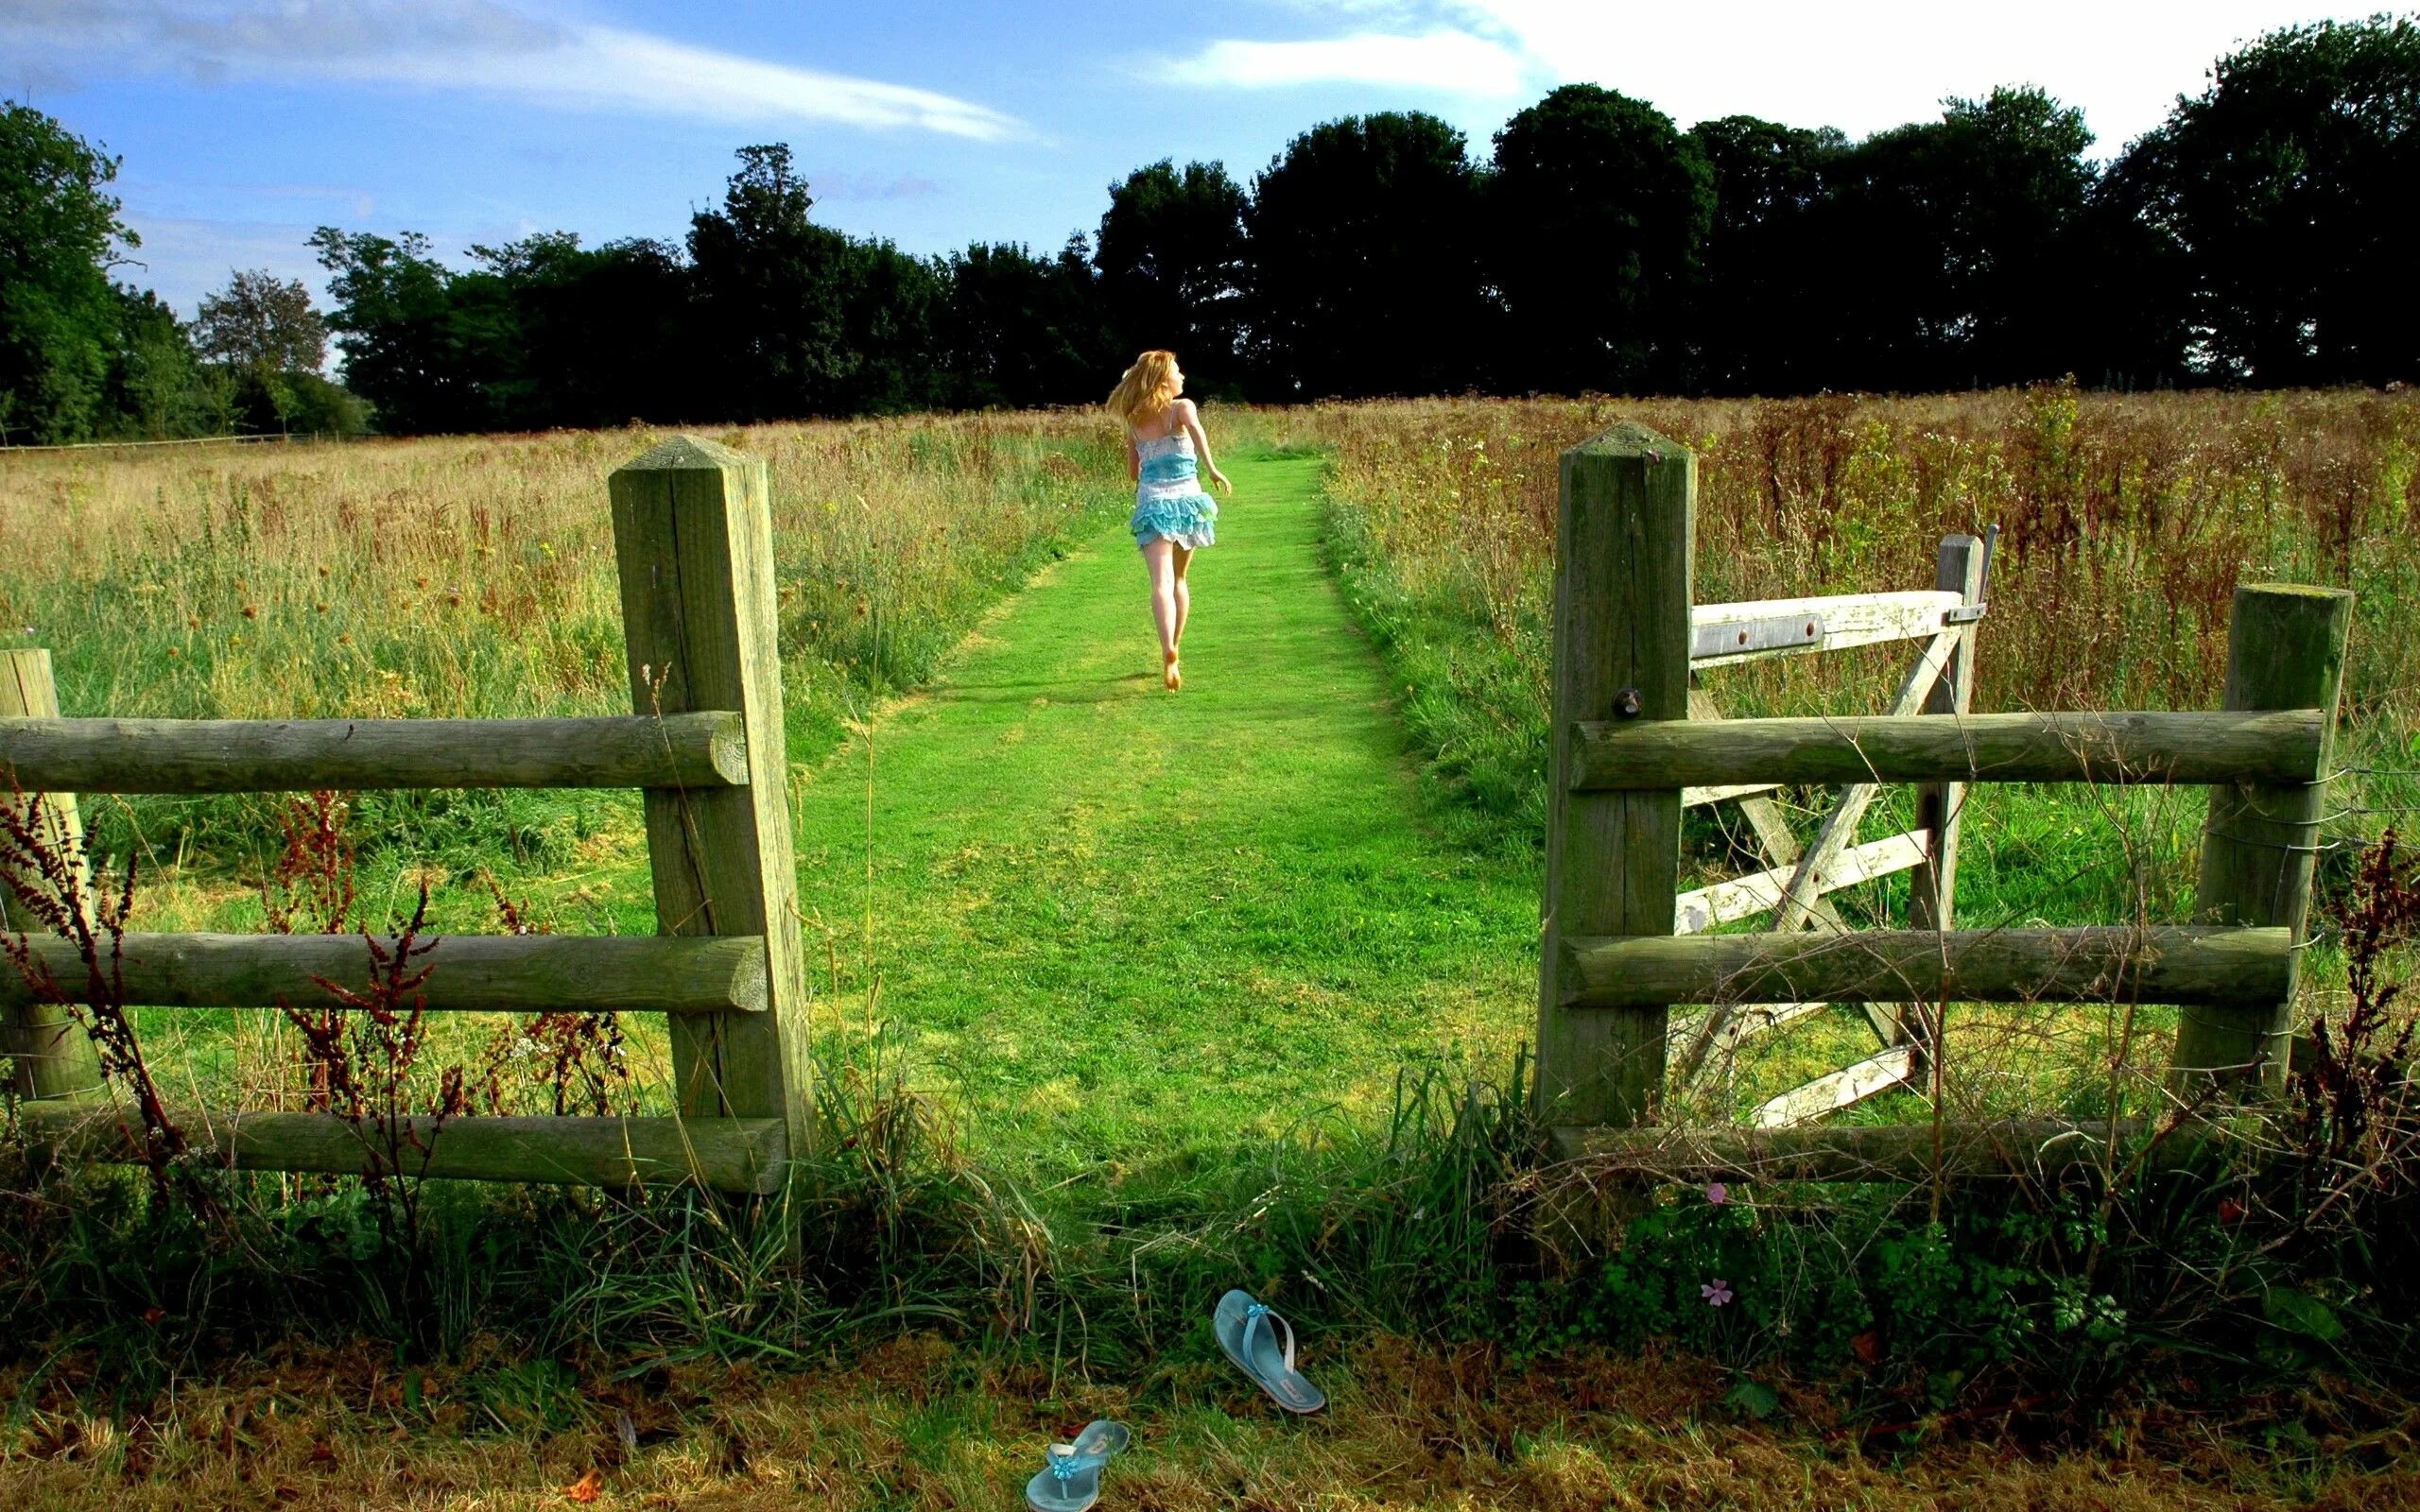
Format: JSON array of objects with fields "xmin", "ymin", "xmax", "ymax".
[{"xmin": 1943, "ymin": 603, "xmax": 1989, "ymax": 626}]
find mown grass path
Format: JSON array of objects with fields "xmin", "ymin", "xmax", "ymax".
[{"xmin": 789, "ymin": 452, "xmax": 1537, "ymax": 1181}]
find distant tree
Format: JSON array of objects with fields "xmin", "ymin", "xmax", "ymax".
[
  {"xmin": 1095, "ymin": 161, "xmax": 1249, "ymax": 391},
  {"xmin": 309, "ymin": 227, "xmax": 468, "ymax": 433},
  {"xmin": 1244, "ymin": 112, "xmax": 1491, "ymax": 398},
  {"xmin": 465, "ymin": 232, "xmax": 695, "ymax": 428},
  {"xmin": 106, "ymin": 286, "xmax": 226, "ymax": 438},
  {"xmin": 1687, "ymin": 115, "xmax": 1844, "ymax": 394},
  {"xmin": 1490, "ymin": 85, "xmax": 1712, "ymax": 394},
  {"xmin": 2118, "ymin": 16, "xmax": 2420, "ymax": 385},
  {"xmin": 0, "ymin": 101, "xmax": 140, "ymax": 442},
  {"xmin": 1820, "ymin": 87, "xmax": 2099, "ymax": 390},
  {"xmin": 688, "ymin": 144, "xmax": 945, "ymax": 419},
  {"xmin": 942, "ymin": 235, "xmax": 1117, "ymax": 408},
  {"xmin": 195, "ymin": 268, "xmax": 327, "ymax": 376}
]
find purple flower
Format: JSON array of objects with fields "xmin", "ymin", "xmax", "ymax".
[
  {"xmin": 1702, "ymin": 1279, "xmax": 1735, "ymax": 1307},
  {"xmin": 1704, "ymin": 1182, "xmax": 1730, "ymax": 1206}
]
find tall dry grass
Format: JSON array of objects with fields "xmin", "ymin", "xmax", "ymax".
[
  {"xmin": 1288, "ymin": 386, "xmax": 2420, "ymax": 835},
  {"xmin": 0, "ymin": 415, "xmax": 1128, "ymax": 872}
]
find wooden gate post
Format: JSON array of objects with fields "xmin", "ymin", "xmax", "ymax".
[
  {"xmin": 0, "ymin": 650, "xmax": 104, "ymax": 1103},
  {"xmin": 1905, "ymin": 534, "xmax": 1985, "ymax": 1068},
  {"xmin": 1536, "ymin": 424, "xmax": 1693, "ymax": 1129},
  {"xmin": 610, "ymin": 438, "xmax": 814, "ymax": 1175},
  {"xmin": 2169, "ymin": 583, "xmax": 2354, "ymax": 1094}
]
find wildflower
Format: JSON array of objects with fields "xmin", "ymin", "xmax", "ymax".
[
  {"xmin": 241, "ymin": 605, "xmax": 259, "ymax": 620},
  {"xmin": 1705, "ymin": 1182, "xmax": 1730, "ymax": 1206},
  {"xmin": 1702, "ymin": 1279, "xmax": 1734, "ymax": 1307},
  {"xmin": 2218, "ymin": 1197, "xmax": 2243, "ymax": 1223}
]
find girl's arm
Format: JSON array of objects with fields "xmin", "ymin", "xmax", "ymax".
[
  {"xmin": 1126, "ymin": 432, "xmax": 1139, "ymax": 484},
  {"xmin": 1177, "ymin": 400, "xmax": 1230, "ymax": 492}
]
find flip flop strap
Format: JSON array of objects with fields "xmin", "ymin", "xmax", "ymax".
[
  {"xmin": 1047, "ymin": 1450, "xmax": 1109, "ymax": 1484},
  {"xmin": 1243, "ymin": 1301, "xmax": 1296, "ymax": 1375}
]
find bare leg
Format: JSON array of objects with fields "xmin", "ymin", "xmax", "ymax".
[
  {"xmin": 1171, "ymin": 543, "xmax": 1194, "ymax": 648},
  {"xmin": 1140, "ymin": 540, "xmax": 1181, "ymax": 688}
]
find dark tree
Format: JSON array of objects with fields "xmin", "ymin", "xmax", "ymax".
[
  {"xmin": 1094, "ymin": 160, "xmax": 1249, "ymax": 392},
  {"xmin": 688, "ymin": 143, "xmax": 944, "ymax": 420},
  {"xmin": 2118, "ymin": 16, "xmax": 2420, "ymax": 385},
  {"xmin": 1490, "ymin": 84, "xmax": 1712, "ymax": 394},
  {"xmin": 465, "ymin": 232, "xmax": 695, "ymax": 427},
  {"xmin": 195, "ymin": 268, "xmax": 327, "ymax": 377},
  {"xmin": 309, "ymin": 227, "xmax": 471, "ymax": 434},
  {"xmin": 1244, "ymin": 112, "xmax": 1490, "ymax": 398},
  {"xmin": 1687, "ymin": 115, "xmax": 1844, "ymax": 394},
  {"xmin": 941, "ymin": 235, "xmax": 1117, "ymax": 409},
  {"xmin": 1819, "ymin": 87, "xmax": 2099, "ymax": 390},
  {"xmin": 0, "ymin": 101, "xmax": 139, "ymax": 442}
]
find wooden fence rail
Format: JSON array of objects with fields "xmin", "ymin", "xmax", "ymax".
[
  {"xmin": 0, "ymin": 712, "xmax": 750, "ymax": 793},
  {"xmin": 0, "ymin": 436, "xmax": 814, "ymax": 1198},
  {"xmin": 1536, "ymin": 420, "xmax": 2356, "ymax": 1166}
]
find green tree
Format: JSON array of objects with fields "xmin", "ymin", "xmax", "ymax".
[
  {"xmin": 1094, "ymin": 160, "xmax": 1249, "ymax": 391},
  {"xmin": 1490, "ymin": 84, "xmax": 1713, "ymax": 394},
  {"xmin": 942, "ymin": 236, "xmax": 1116, "ymax": 409},
  {"xmin": 2118, "ymin": 16, "xmax": 2420, "ymax": 384},
  {"xmin": 1244, "ymin": 112, "xmax": 1491, "ymax": 398},
  {"xmin": 309, "ymin": 227, "xmax": 466, "ymax": 434},
  {"xmin": 195, "ymin": 267, "xmax": 341, "ymax": 433},
  {"xmin": 688, "ymin": 144, "xmax": 944, "ymax": 420},
  {"xmin": 0, "ymin": 101, "xmax": 139, "ymax": 442},
  {"xmin": 1821, "ymin": 87, "xmax": 2099, "ymax": 390},
  {"xmin": 1687, "ymin": 115, "xmax": 1844, "ymax": 394}
]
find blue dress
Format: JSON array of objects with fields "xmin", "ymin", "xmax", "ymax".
[{"xmin": 1130, "ymin": 430, "xmax": 1219, "ymax": 549}]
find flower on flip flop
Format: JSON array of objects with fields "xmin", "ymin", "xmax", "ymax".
[
  {"xmin": 1702, "ymin": 1279, "xmax": 1735, "ymax": 1307},
  {"xmin": 1704, "ymin": 1182, "xmax": 1730, "ymax": 1206}
]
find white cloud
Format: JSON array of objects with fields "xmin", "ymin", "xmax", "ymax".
[
  {"xmin": 1165, "ymin": 1, "xmax": 2368, "ymax": 149},
  {"xmin": 1156, "ymin": 28, "xmax": 1531, "ymax": 97},
  {"xmin": 3, "ymin": 0, "xmax": 1023, "ymax": 141}
]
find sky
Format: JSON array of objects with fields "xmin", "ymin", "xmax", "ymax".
[{"xmin": 1, "ymin": 0, "xmax": 2377, "ymax": 318}]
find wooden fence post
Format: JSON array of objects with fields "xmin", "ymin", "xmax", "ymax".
[
  {"xmin": 2169, "ymin": 583, "xmax": 2354, "ymax": 1094},
  {"xmin": 1905, "ymin": 534, "xmax": 1984, "ymax": 1068},
  {"xmin": 1536, "ymin": 423, "xmax": 1693, "ymax": 1129},
  {"xmin": 0, "ymin": 650, "xmax": 104, "ymax": 1103},
  {"xmin": 610, "ymin": 438, "xmax": 814, "ymax": 1176}
]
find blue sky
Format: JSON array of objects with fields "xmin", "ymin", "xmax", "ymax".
[{"xmin": 3, "ymin": 1, "xmax": 2369, "ymax": 318}]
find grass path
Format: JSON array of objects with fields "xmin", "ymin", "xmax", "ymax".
[{"xmin": 789, "ymin": 451, "xmax": 1538, "ymax": 1180}]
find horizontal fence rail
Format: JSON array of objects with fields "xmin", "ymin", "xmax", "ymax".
[
  {"xmin": 0, "ymin": 933, "xmax": 769, "ymax": 1014},
  {"xmin": 15, "ymin": 1105, "xmax": 786, "ymax": 1192},
  {"xmin": 1549, "ymin": 1118, "xmax": 2215, "ymax": 1178},
  {"xmin": 1689, "ymin": 590, "xmax": 1966, "ymax": 669},
  {"xmin": 1562, "ymin": 925, "xmax": 2292, "ymax": 1008},
  {"xmin": 1572, "ymin": 709, "xmax": 2323, "ymax": 792},
  {"xmin": 0, "ymin": 713, "xmax": 749, "ymax": 794}
]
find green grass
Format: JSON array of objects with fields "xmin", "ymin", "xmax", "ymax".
[{"xmin": 790, "ymin": 451, "xmax": 1539, "ymax": 1181}]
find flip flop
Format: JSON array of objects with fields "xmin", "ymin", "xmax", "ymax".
[
  {"xmin": 1214, "ymin": 1289, "xmax": 1326, "ymax": 1414},
  {"xmin": 1025, "ymin": 1418, "xmax": 1130, "ymax": 1512}
]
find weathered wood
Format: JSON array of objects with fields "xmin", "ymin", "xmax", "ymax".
[
  {"xmin": 1674, "ymin": 689, "xmax": 1904, "ymax": 1072},
  {"xmin": 1751, "ymin": 1045, "xmax": 1916, "ymax": 1127},
  {"xmin": 0, "ymin": 713, "xmax": 749, "ymax": 793},
  {"xmin": 1770, "ymin": 630, "xmax": 1959, "ymax": 933},
  {"xmin": 1684, "ymin": 782, "xmax": 1780, "ymax": 808},
  {"xmin": 612, "ymin": 437, "xmax": 814, "ymax": 1166},
  {"xmin": 1551, "ymin": 1117, "xmax": 2221, "ymax": 1180},
  {"xmin": 1670, "ymin": 999, "xmax": 1829, "ymax": 1057},
  {"xmin": 0, "ymin": 933, "xmax": 768, "ymax": 1014},
  {"xmin": 1677, "ymin": 833, "xmax": 1929, "ymax": 936},
  {"xmin": 1565, "ymin": 925, "xmax": 2293, "ymax": 1008},
  {"xmin": 1573, "ymin": 709, "xmax": 2323, "ymax": 792},
  {"xmin": 1689, "ymin": 590, "xmax": 1964, "ymax": 669},
  {"xmin": 16, "ymin": 1104, "xmax": 786, "ymax": 1193},
  {"xmin": 2171, "ymin": 585, "xmax": 2355, "ymax": 1094},
  {"xmin": 1906, "ymin": 536, "xmax": 1986, "ymax": 1066},
  {"xmin": 1535, "ymin": 423, "xmax": 1693, "ymax": 1128},
  {"xmin": 0, "ymin": 650, "xmax": 102, "ymax": 1101}
]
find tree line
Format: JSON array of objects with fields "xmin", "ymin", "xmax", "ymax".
[{"xmin": 4, "ymin": 15, "xmax": 2415, "ymax": 442}]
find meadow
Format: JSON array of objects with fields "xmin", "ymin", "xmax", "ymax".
[{"xmin": 0, "ymin": 392, "xmax": 2416, "ymax": 1507}]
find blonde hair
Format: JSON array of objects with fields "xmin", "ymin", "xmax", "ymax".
[{"xmin": 1105, "ymin": 350, "xmax": 1181, "ymax": 426}]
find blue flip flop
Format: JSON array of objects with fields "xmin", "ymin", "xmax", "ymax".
[
  {"xmin": 1025, "ymin": 1418, "xmax": 1130, "ymax": 1512},
  {"xmin": 1214, "ymin": 1289, "xmax": 1326, "ymax": 1414}
]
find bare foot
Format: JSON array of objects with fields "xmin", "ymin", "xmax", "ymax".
[{"xmin": 1164, "ymin": 650, "xmax": 1183, "ymax": 693}]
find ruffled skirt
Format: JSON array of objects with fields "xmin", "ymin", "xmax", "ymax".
[{"xmin": 1131, "ymin": 490, "xmax": 1219, "ymax": 549}]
